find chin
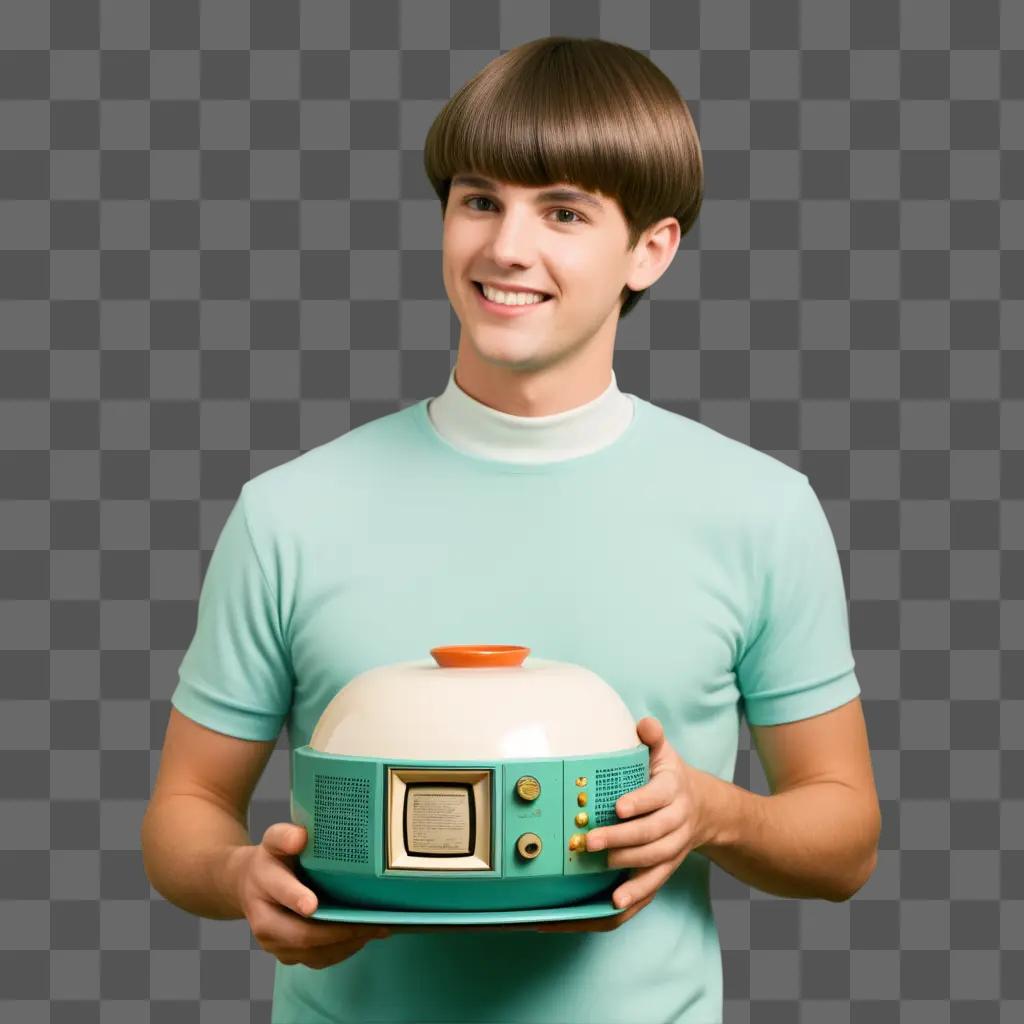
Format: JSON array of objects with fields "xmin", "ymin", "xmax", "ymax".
[
  {"xmin": 480, "ymin": 349, "xmax": 559, "ymax": 375},
  {"xmin": 472, "ymin": 330, "xmax": 545, "ymax": 356}
]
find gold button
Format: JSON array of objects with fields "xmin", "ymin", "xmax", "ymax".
[
  {"xmin": 515, "ymin": 776, "xmax": 541, "ymax": 801},
  {"xmin": 575, "ymin": 776, "xmax": 587, "ymax": 787},
  {"xmin": 577, "ymin": 792, "xmax": 587, "ymax": 806},
  {"xmin": 575, "ymin": 812, "xmax": 589, "ymax": 827},
  {"xmin": 568, "ymin": 834, "xmax": 586, "ymax": 851}
]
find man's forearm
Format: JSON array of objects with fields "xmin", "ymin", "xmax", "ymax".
[
  {"xmin": 692, "ymin": 771, "xmax": 880, "ymax": 902},
  {"xmin": 140, "ymin": 794, "xmax": 252, "ymax": 920}
]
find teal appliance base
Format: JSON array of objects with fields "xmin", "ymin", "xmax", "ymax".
[
  {"xmin": 292, "ymin": 744, "xmax": 650, "ymax": 914},
  {"xmin": 310, "ymin": 891, "xmax": 624, "ymax": 926}
]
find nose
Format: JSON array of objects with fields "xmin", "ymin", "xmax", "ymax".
[{"xmin": 485, "ymin": 208, "xmax": 540, "ymax": 268}]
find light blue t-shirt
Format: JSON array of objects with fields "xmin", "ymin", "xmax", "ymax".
[{"xmin": 171, "ymin": 394, "xmax": 860, "ymax": 1024}]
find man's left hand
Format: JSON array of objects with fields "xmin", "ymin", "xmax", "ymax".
[{"xmin": 533, "ymin": 715, "xmax": 713, "ymax": 933}]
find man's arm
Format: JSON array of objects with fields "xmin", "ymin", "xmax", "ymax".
[
  {"xmin": 141, "ymin": 708, "xmax": 277, "ymax": 919},
  {"xmin": 693, "ymin": 696, "xmax": 881, "ymax": 902}
]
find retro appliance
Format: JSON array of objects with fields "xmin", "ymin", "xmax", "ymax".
[{"xmin": 291, "ymin": 645, "xmax": 650, "ymax": 926}]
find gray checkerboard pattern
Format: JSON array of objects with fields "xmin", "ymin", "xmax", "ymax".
[{"xmin": 1, "ymin": 1, "xmax": 1021, "ymax": 1021}]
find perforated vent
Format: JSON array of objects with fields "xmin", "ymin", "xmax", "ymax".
[
  {"xmin": 593, "ymin": 763, "xmax": 647, "ymax": 828},
  {"xmin": 312, "ymin": 774, "xmax": 371, "ymax": 864}
]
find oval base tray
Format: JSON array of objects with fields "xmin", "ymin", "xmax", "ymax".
[{"xmin": 310, "ymin": 894, "xmax": 623, "ymax": 926}]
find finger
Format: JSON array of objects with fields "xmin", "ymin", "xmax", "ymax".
[
  {"xmin": 637, "ymin": 718, "xmax": 673, "ymax": 764},
  {"xmin": 286, "ymin": 933, "xmax": 383, "ymax": 970},
  {"xmin": 636, "ymin": 716, "xmax": 665, "ymax": 745},
  {"xmin": 535, "ymin": 916, "xmax": 607, "ymax": 933},
  {"xmin": 539, "ymin": 893, "xmax": 656, "ymax": 932},
  {"xmin": 262, "ymin": 822, "xmax": 308, "ymax": 859},
  {"xmin": 587, "ymin": 802, "xmax": 684, "ymax": 853},
  {"xmin": 612, "ymin": 857, "xmax": 680, "ymax": 909},
  {"xmin": 535, "ymin": 889, "xmax": 657, "ymax": 933},
  {"xmin": 535, "ymin": 921, "xmax": 594, "ymax": 933},
  {"xmin": 612, "ymin": 770, "xmax": 677, "ymax": 821},
  {"xmin": 611, "ymin": 890, "xmax": 657, "ymax": 926},
  {"xmin": 607, "ymin": 827, "xmax": 691, "ymax": 871},
  {"xmin": 258, "ymin": 898, "xmax": 388, "ymax": 949},
  {"xmin": 293, "ymin": 912, "xmax": 391, "ymax": 947},
  {"xmin": 301, "ymin": 922, "xmax": 392, "ymax": 949},
  {"xmin": 257, "ymin": 852, "xmax": 320, "ymax": 918}
]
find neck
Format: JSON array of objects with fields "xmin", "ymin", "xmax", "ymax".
[{"xmin": 452, "ymin": 333, "xmax": 617, "ymax": 417}]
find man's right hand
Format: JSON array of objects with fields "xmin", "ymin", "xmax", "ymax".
[{"xmin": 228, "ymin": 823, "xmax": 392, "ymax": 970}]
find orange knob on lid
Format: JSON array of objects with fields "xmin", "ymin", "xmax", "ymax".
[{"xmin": 430, "ymin": 645, "xmax": 530, "ymax": 668}]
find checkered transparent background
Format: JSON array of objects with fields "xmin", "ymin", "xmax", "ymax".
[{"xmin": 1, "ymin": 1, "xmax": 1023, "ymax": 1022}]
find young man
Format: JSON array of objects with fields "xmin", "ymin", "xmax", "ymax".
[{"xmin": 142, "ymin": 37, "xmax": 880, "ymax": 1023}]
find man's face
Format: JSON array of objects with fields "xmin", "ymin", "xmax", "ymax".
[{"xmin": 442, "ymin": 174, "xmax": 637, "ymax": 375}]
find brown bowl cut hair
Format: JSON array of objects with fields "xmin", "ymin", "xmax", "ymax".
[{"xmin": 423, "ymin": 36, "xmax": 703, "ymax": 319}]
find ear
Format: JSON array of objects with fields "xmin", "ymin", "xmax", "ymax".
[{"xmin": 625, "ymin": 217, "xmax": 681, "ymax": 293}]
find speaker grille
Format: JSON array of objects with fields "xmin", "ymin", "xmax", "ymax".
[
  {"xmin": 592, "ymin": 763, "xmax": 647, "ymax": 828},
  {"xmin": 312, "ymin": 774, "xmax": 371, "ymax": 864}
]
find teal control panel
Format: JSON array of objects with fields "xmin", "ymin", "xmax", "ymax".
[{"xmin": 501, "ymin": 760, "xmax": 563, "ymax": 878}]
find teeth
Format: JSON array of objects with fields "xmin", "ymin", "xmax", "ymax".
[{"xmin": 480, "ymin": 283, "xmax": 547, "ymax": 306}]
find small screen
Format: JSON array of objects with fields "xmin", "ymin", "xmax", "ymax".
[{"xmin": 404, "ymin": 783, "xmax": 474, "ymax": 857}]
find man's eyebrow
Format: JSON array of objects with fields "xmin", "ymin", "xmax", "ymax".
[{"xmin": 450, "ymin": 174, "xmax": 605, "ymax": 213}]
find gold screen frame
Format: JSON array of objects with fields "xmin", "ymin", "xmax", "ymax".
[{"xmin": 386, "ymin": 767, "xmax": 493, "ymax": 871}]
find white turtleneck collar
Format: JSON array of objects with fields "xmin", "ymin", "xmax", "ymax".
[{"xmin": 426, "ymin": 366, "xmax": 636, "ymax": 464}]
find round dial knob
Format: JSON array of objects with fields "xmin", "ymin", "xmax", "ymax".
[
  {"xmin": 516, "ymin": 833, "xmax": 542, "ymax": 860},
  {"xmin": 515, "ymin": 775, "xmax": 541, "ymax": 801}
]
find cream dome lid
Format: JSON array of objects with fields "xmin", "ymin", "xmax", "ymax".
[{"xmin": 308, "ymin": 645, "xmax": 640, "ymax": 760}]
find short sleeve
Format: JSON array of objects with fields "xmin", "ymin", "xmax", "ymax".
[
  {"xmin": 171, "ymin": 483, "xmax": 294, "ymax": 741},
  {"xmin": 735, "ymin": 475, "xmax": 861, "ymax": 726}
]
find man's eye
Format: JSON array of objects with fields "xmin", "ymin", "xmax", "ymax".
[
  {"xmin": 551, "ymin": 208, "xmax": 584, "ymax": 225},
  {"xmin": 461, "ymin": 197, "xmax": 584, "ymax": 224}
]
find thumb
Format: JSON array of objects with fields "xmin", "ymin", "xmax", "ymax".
[
  {"xmin": 636, "ymin": 716, "xmax": 664, "ymax": 746},
  {"xmin": 262, "ymin": 822, "xmax": 307, "ymax": 859}
]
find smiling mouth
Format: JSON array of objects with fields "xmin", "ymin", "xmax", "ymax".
[{"xmin": 472, "ymin": 281, "xmax": 553, "ymax": 302}]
